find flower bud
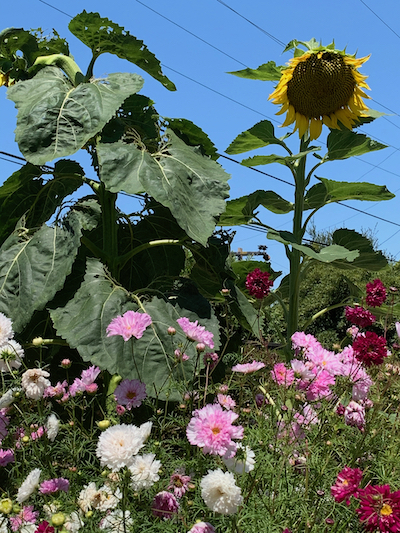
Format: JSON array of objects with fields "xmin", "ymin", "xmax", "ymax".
[
  {"xmin": 51, "ymin": 513, "xmax": 65, "ymax": 526},
  {"xmin": 167, "ymin": 327, "xmax": 176, "ymax": 335},
  {"xmin": 0, "ymin": 498, "xmax": 13, "ymax": 514},
  {"xmin": 97, "ymin": 420, "xmax": 111, "ymax": 430},
  {"xmin": 32, "ymin": 337, "xmax": 44, "ymax": 346}
]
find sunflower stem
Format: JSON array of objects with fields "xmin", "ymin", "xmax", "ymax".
[{"xmin": 286, "ymin": 136, "xmax": 309, "ymax": 358}]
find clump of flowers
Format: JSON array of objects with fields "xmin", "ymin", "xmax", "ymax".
[
  {"xmin": 186, "ymin": 403, "xmax": 243, "ymax": 458},
  {"xmin": 106, "ymin": 310, "xmax": 152, "ymax": 341},
  {"xmin": 366, "ymin": 279, "xmax": 387, "ymax": 308},
  {"xmin": 245, "ymin": 268, "xmax": 273, "ymax": 299}
]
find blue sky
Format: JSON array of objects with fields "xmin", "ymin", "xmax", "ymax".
[{"xmin": 2, "ymin": 0, "xmax": 400, "ymax": 279}]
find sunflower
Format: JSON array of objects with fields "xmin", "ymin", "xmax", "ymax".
[{"xmin": 269, "ymin": 43, "xmax": 370, "ymax": 140}]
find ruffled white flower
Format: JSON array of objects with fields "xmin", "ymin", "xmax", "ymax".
[
  {"xmin": 99, "ymin": 510, "xmax": 133, "ymax": 532},
  {"xmin": 78, "ymin": 482, "xmax": 98, "ymax": 513},
  {"xmin": 0, "ymin": 516, "xmax": 8, "ymax": 533},
  {"xmin": 222, "ymin": 444, "xmax": 256, "ymax": 474},
  {"xmin": 16, "ymin": 468, "xmax": 41, "ymax": 503},
  {"xmin": 21, "ymin": 368, "xmax": 50, "ymax": 400},
  {"xmin": 64, "ymin": 512, "xmax": 84, "ymax": 533},
  {"xmin": 129, "ymin": 453, "xmax": 161, "ymax": 490},
  {"xmin": 96, "ymin": 422, "xmax": 152, "ymax": 471},
  {"xmin": 46, "ymin": 414, "xmax": 60, "ymax": 442},
  {"xmin": 78, "ymin": 482, "xmax": 121, "ymax": 512},
  {"xmin": 200, "ymin": 469, "xmax": 242, "ymax": 515},
  {"xmin": 0, "ymin": 340, "xmax": 24, "ymax": 372},
  {"xmin": 0, "ymin": 388, "xmax": 19, "ymax": 409},
  {"xmin": 0, "ymin": 313, "xmax": 13, "ymax": 345}
]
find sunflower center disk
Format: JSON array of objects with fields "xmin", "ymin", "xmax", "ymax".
[{"xmin": 286, "ymin": 52, "xmax": 356, "ymax": 118}]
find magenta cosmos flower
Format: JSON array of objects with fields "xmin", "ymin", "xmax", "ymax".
[
  {"xmin": 356, "ymin": 484, "xmax": 400, "ymax": 532},
  {"xmin": 331, "ymin": 466, "xmax": 363, "ymax": 505},
  {"xmin": 366, "ymin": 279, "xmax": 387, "ymax": 308},
  {"xmin": 114, "ymin": 379, "xmax": 146, "ymax": 410},
  {"xmin": 245, "ymin": 268, "xmax": 273, "ymax": 299},
  {"xmin": 186, "ymin": 403, "xmax": 243, "ymax": 458},
  {"xmin": 352, "ymin": 331, "xmax": 388, "ymax": 367},
  {"xmin": 345, "ymin": 306, "xmax": 376, "ymax": 328},
  {"xmin": 232, "ymin": 360, "xmax": 265, "ymax": 374},
  {"xmin": 39, "ymin": 477, "xmax": 69, "ymax": 494},
  {"xmin": 176, "ymin": 317, "xmax": 214, "ymax": 349},
  {"xmin": 151, "ymin": 491, "xmax": 179, "ymax": 519},
  {"xmin": 106, "ymin": 311, "xmax": 152, "ymax": 341}
]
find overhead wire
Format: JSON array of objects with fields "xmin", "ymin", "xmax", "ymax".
[{"xmin": 359, "ymin": 0, "xmax": 400, "ymax": 41}]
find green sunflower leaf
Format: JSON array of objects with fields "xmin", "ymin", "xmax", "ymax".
[
  {"xmin": 242, "ymin": 146, "xmax": 320, "ymax": 168},
  {"xmin": 228, "ymin": 61, "xmax": 283, "ymax": 81},
  {"xmin": 69, "ymin": 11, "xmax": 176, "ymax": 90},
  {"xmin": 97, "ymin": 130, "xmax": 230, "ymax": 246},
  {"xmin": 330, "ymin": 229, "xmax": 388, "ymax": 271},
  {"xmin": 225, "ymin": 120, "xmax": 289, "ymax": 155},
  {"xmin": 325, "ymin": 129, "xmax": 387, "ymax": 161},
  {"xmin": 304, "ymin": 177, "xmax": 394, "ymax": 210},
  {"xmin": 8, "ymin": 67, "xmax": 144, "ymax": 165},
  {"xmin": 218, "ymin": 190, "xmax": 293, "ymax": 226}
]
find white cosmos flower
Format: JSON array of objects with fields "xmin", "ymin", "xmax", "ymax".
[
  {"xmin": 21, "ymin": 368, "xmax": 50, "ymax": 400},
  {"xmin": 0, "ymin": 313, "xmax": 13, "ymax": 345},
  {"xmin": 129, "ymin": 453, "xmax": 161, "ymax": 490},
  {"xmin": 16, "ymin": 468, "xmax": 41, "ymax": 503},
  {"xmin": 96, "ymin": 423, "xmax": 152, "ymax": 471},
  {"xmin": 200, "ymin": 469, "xmax": 242, "ymax": 515},
  {"xmin": 0, "ymin": 388, "xmax": 19, "ymax": 409},
  {"xmin": 99, "ymin": 510, "xmax": 133, "ymax": 532},
  {"xmin": 222, "ymin": 444, "xmax": 256, "ymax": 474},
  {"xmin": 46, "ymin": 414, "xmax": 60, "ymax": 442},
  {"xmin": 0, "ymin": 340, "xmax": 24, "ymax": 372}
]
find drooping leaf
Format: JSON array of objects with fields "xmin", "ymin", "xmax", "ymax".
[
  {"xmin": 226, "ymin": 120, "xmax": 289, "ymax": 155},
  {"xmin": 167, "ymin": 118, "xmax": 219, "ymax": 160},
  {"xmin": 0, "ymin": 210, "xmax": 86, "ymax": 331},
  {"xmin": 97, "ymin": 130, "xmax": 230, "ymax": 246},
  {"xmin": 304, "ymin": 177, "xmax": 394, "ymax": 210},
  {"xmin": 69, "ymin": 11, "xmax": 176, "ymax": 91},
  {"xmin": 242, "ymin": 146, "xmax": 320, "ymax": 168},
  {"xmin": 228, "ymin": 61, "xmax": 283, "ymax": 81},
  {"xmin": 8, "ymin": 67, "xmax": 144, "ymax": 165},
  {"xmin": 225, "ymin": 281, "xmax": 264, "ymax": 338},
  {"xmin": 325, "ymin": 129, "xmax": 387, "ymax": 161},
  {"xmin": 218, "ymin": 190, "xmax": 293, "ymax": 226},
  {"xmin": 50, "ymin": 259, "xmax": 220, "ymax": 401},
  {"xmin": 331, "ymin": 229, "xmax": 388, "ymax": 271},
  {"xmin": 267, "ymin": 229, "xmax": 359, "ymax": 263}
]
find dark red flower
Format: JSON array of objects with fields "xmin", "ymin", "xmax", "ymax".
[
  {"xmin": 352, "ymin": 331, "xmax": 388, "ymax": 367},
  {"xmin": 245, "ymin": 268, "xmax": 273, "ymax": 299},
  {"xmin": 345, "ymin": 306, "xmax": 376, "ymax": 328},
  {"xmin": 356, "ymin": 484, "xmax": 400, "ymax": 532},
  {"xmin": 331, "ymin": 466, "xmax": 363, "ymax": 505},
  {"xmin": 366, "ymin": 279, "xmax": 387, "ymax": 308},
  {"xmin": 35, "ymin": 522, "xmax": 55, "ymax": 533}
]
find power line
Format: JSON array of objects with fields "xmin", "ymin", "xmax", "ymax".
[
  {"xmin": 134, "ymin": 0, "xmax": 248, "ymax": 68},
  {"xmin": 38, "ymin": 0, "xmax": 72, "ymax": 18},
  {"xmin": 359, "ymin": 0, "xmax": 400, "ymax": 41},
  {"xmin": 214, "ymin": 0, "xmax": 286, "ymax": 47}
]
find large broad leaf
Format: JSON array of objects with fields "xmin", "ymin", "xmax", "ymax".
[
  {"xmin": 228, "ymin": 61, "xmax": 283, "ymax": 81},
  {"xmin": 8, "ymin": 67, "xmax": 144, "ymax": 165},
  {"xmin": 167, "ymin": 118, "xmax": 219, "ymax": 160},
  {"xmin": 219, "ymin": 190, "xmax": 293, "ymax": 226},
  {"xmin": 0, "ymin": 160, "xmax": 83, "ymax": 246},
  {"xmin": 331, "ymin": 229, "xmax": 388, "ymax": 271},
  {"xmin": 267, "ymin": 229, "xmax": 359, "ymax": 263},
  {"xmin": 97, "ymin": 130, "xmax": 230, "ymax": 246},
  {"xmin": 50, "ymin": 259, "xmax": 220, "ymax": 401},
  {"xmin": 304, "ymin": 177, "xmax": 394, "ymax": 210},
  {"xmin": 226, "ymin": 120, "xmax": 289, "ymax": 155},
  {"xmin": 69, "ymin": 11, "xmax": 175, "ymax": 91},
  {"xmin": 325, "ymin": 129, "xmax": 387, "ymax": 161},
  {"xmin": 0, "ymin": 210, "xmax": 86, "ymax": 332}
]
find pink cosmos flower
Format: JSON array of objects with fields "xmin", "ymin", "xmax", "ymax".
[
  {"xmin": 271, "ymin": 362, "xmax": 295, "ymax": 387},
  {"xmin": 245, "ymin": 268, "xmax": 273, "ymax": 299},
  {"xmin": 114, "ymin": 379, "xmax": 146, "ymax": 410},
  {"xmin": 345, "ymin": 306, "xmax": 376, "ymax": 328},
  {"xmin": 356, "ymin": 484, "xmax": 400, "ymax": 532},
  {"xmin": 0, "ymin": 448, "xmax": 14, "ymax": 466},
  {"xmin": 174, "ymin": 349, "xmax": 189, "ymax": 362},
  {"xmin": 167, "ymin": 471, "xmax": 191, "ymax": 498},
  {"xmin": 69, "ymin": 366, "xmax": 101, "ymax": 397},
  {"xmin": 306, "ymin": 346, "xmax": 343, "ymax": 376},
  {"xmin": 43, "ymin": 380, "xmax": 68, "ymax": 398},
  {"xmin": 39, "ymin": 477, "xmax": 69, "ymax": 494},
  {"xmin": 217, "ymin": 394, "xmax": 236, "ymax": 410},
  {"xmin": 299, "ymin": 368, "xmax": 335, "ymax": 401},
  {"xmin": 331, "ymin": 466, "xmax": 363, "ymax": 505},
  {"xmin": 9, "ymin": 505, "xmax": 38, "ymax": 531},
  {"xmin": 344, "ymin": 400, "xmax": 365, "ymax": 430},
  {"xmin": 232, "ymin": 360, "xmax": 265, "ymax": 374},
  {"xmin": 107, "ymin": 311, "xmax": 152, "ymax": 341},
  {"xmin": 290, "ymin": 359, "xmax": 314, "ymax": 381},
  {"xmin": 176, "ymin": 317, "xmax": 214, "ymax": 349},
  {"xmin": 151, "ymin": 491, "xmax": 179, "ymax": 519},
  {"xmin": 188, "ymin": 522, "xmax": 216, "ymax": 533},
  {"xmin": 353, "ymin": 331, "xmax": 388, "ymax": 367},
  {"xmin": 291, "ymin": 332, "xmax": 320, "ymax": 356},
  {"xmin": 186, "ymin": 403, "xmax": 243, "ymax": 458},
  {"xmin": 204, "ymin": 352, "xmax": 219, "ymax": 370},
  {"xmin": 366, "ymin": 279, "xmax": 387, "ymax": 308}
]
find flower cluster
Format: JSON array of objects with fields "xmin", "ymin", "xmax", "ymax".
[{"xmin": 245, "ymin": 268, "xmax": 273, "ymax": 299}]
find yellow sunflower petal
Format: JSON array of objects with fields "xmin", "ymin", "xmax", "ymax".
[
  {"xmin": 334, "ymin": 108, "xmax": 354, "ymax": 130},
  {"xmin": 309, "ymin": 118, "xmax": 323, "ymax": 140},
  {"xmin": 295, "ymin": 112, "xmax": 309, "ymax": 139},
  {"xmin": 281, "ymin": 104, "xmax": 296, "ymax": 127}
]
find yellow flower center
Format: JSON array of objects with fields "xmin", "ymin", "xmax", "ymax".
[
  {"xmin": 286, "ymin": 52, "xmax": 355, "ymax": 119},
  {"xmin": 127, "ymin": 391, "xmax": 137, "ymax": 399},
  {"xmin": 380, "ymin": 503, "xmax": 393, "ymax": 516},
  {"xmin": 212, "ymin": 426, "xmax": 221, "ymax": 435}
]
